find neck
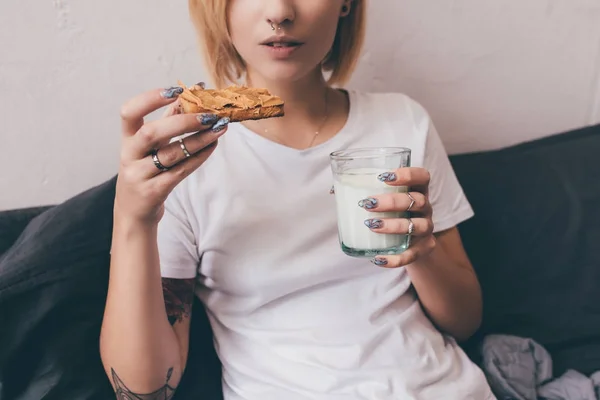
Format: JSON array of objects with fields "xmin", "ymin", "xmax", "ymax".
[
  {"xmin": 243, "ymin": 68, "xmax": 336, "ymax": 149},
  {"xmin": 246, "ymin": 68, "xmax": 329, "ymax": 119}
]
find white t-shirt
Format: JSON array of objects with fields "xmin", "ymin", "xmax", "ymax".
[{"xmin": 158, "ymin": 91, "xmax": 495, "ymax": 400}]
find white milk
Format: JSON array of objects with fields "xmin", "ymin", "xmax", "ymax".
[{"xmin": 333, "ymin": 168, "xmax": 408, "ymax": 255}]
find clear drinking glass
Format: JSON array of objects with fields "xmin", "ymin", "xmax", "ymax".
[{"xmin": 330, "ymin": 147, "xmax": 412, "ymax": 257}]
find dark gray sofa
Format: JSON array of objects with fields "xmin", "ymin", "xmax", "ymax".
[{"xmin": 1, "ymin": 124, "xmax": 599, "ymax": 399}]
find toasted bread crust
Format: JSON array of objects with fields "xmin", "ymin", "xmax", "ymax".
[
  {"xmin": 178, "ymin": 82, "xmax": 285, "ymax": 122},
  {"xmin": 179, "ymin": 98, "xmax": 285, "ymax": 122}
]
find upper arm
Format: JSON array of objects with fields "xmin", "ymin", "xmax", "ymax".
[
  {"xmin": 157, "ymin": 188, "xmax": 200, "ymax": 370},
  {"xmin": 420, "ymin": 108, "xmax": 477, "ymax": 272},
  {"xmin": 162, "ymin": 277, "xmax": 195, "ymax": 370},
  {"xmin": 435, "ymin": 227, "xmax": 475, "ymax": 272},
  {"xmin": 418, "ymin": 109, "xmax": 474, "ymax": 234}
]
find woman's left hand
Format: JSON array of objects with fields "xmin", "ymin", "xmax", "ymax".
[{"xmin": 361, "ymin": 167, "xmax": 436, "ymax": 268}]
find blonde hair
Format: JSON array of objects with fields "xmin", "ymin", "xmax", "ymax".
[{"xmin": 188, "ymin": 0, "xmax": 366, "ymax": 88}]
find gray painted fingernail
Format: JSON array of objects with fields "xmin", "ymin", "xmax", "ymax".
[
  {"xmin": 211, "ymin": 117, "xmax": 230, "ymax": 133},
  {"xmin": 371, "ymin": 258, "xmax": 388, "ymax": 266},
  {"xmin": 364, "ymin": 219, "xmax": 383, "ymax": 229},
  {"xmin": 358, "ymin": 198, "xmax": 378, "ymax": 210},
  {"xmin": 197, "ymin": 113, "xmax": 219, "ymax": 125},
  {"xmin": 378, "ymin": 172, "xmax": 397, "ymax": 182},
  {"xmin": 161, "ymin": 86, "xmax": 184, "ymax": 99}
]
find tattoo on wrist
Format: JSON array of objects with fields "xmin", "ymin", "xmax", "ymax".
[
  {"xmin": 162, "ymin": 278, "xmax": 195, "ymax": 325},
  {"xmin": 111, "ymin": 367, "xmax": 176, "ymax": 399}
]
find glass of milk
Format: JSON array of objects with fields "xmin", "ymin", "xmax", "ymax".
[{"xmin": 330, "ymin": 147, "xmax": 412, "ymax": 257}]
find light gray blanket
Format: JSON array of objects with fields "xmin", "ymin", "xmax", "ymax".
[{"xmin": 481, "ymin": 335, "xmax": 600, "ymax": 400}]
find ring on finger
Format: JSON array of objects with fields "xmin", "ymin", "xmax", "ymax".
[
  {"xmin": 407, "ymin": 218, "xmax": 415, "ymax": 235},
  {"xmin": 151, "ymin": 149, "xmax": 169, "ymax": 172},
  {"xmin": 179, "ymin": 138, "xmax": 191, "ymax": 158},
  {"xmin": 406, "ymin": 192, "xmax": 416, "ymax": 212},
  {"xmin": 406, "ymin": 218, "xmax": 414, "ymax": 248}
]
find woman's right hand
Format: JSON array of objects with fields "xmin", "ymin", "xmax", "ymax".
[{"xmin": 115, "ymin": 86, "xmax": 229, "ymax": 225}]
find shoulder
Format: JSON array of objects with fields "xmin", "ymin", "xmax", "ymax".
[
  {"xmin": 349, "ymin": 90, "xmax": 431, "ymax": 132},
  {"xmin": 348, "ymin": 93, "xmax": 475, "ymax": 230},
  {"xmin": 348, "ymin": 90, "xmax": 434, "ymax": 165}
]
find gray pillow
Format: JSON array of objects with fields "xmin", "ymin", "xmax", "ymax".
[
  {"xmin": 0, "ymin": 175, "xmax": 222, "ymax": 400},
  {"xmin": 0, "ymin": 177, "xmax": 117, "ymax": 400}
]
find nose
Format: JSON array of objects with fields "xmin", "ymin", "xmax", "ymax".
[{"xmin": 264, "ymin": 0, "xmax": 295, "ymax": 29}]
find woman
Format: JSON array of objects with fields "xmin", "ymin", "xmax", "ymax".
[{"xmin": 100, "ymin": 0, "xmax": 495, "ymax": 399}]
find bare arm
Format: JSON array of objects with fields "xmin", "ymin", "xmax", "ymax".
[
  {"xmin": 364, "ymin": 167, "xmax": 482, "ymax": 342},
  {"xmin": 162, "ymin": 277, "xmax": 195, "ymax": 368},
  {"xmin": 407, "ymin": 227, "xmax": 482, "ymax": 342},
  {"xmin": 100, "ymin": 219, "xmax": 193, "ymax": 398},
  {"xmin": 99, "ymin": 87, "xmax": 227, "ymax": 398}
]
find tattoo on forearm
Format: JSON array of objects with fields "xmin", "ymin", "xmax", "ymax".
[
  {"xmin": 111, "ymin": 367, "xmax": 175, "ymax": 399},
  {"xmin": 162, "ymin": 278, "xmax": 195, "ymax": 325}
]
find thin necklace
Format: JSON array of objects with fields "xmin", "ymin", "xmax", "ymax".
[{"xmin": 260, "ymin": 89, "xmax": 330, "ymax": 149}]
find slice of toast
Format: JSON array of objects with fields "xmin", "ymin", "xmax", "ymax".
[{"xmin": 177, "ymin": 82, "xmax": 285, "ymax": 122}]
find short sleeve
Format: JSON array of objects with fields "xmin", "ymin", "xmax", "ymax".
[
  {"xmin": 423, "ymin": 120, "xmax": 475, "ymax": 233},
  {"xmin": 157, "ymin": 188, "xmax": 199, "ymax": 279}
]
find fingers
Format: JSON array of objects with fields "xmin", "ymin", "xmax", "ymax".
[
  {"xmin": 153, "ymin": 141, "xmax": 219, "ymax": 192},
  {"xmin": 358, "ymin": 191, "xmax": 430, "ymax": 214},
  {"xmin": 140, "ymin": 122, "xmax": 229, "ymax": 178},
  {"xmin": 162, "ymin": 100, "xmax": 182, "ymax": 118},
  {"xmin": 127, "ymin": 114, "xmax": 226, "ymax": 160},
  {"xmin": 120, "ymin": 87, "xmax": 185, "ymax": 137},
  {"xmin": 118, "ymin": 142, "xmax": 219, "ymax": 221},
  {"xmin": 364, "ymin": 217, "xmax": 433, "ymax": 237},
  {"xmin": 377, "ymin": 167, "xmax": 430, "ymax": 194},
  {"xmin": 370, "ymin": 236, "xmax": 437, "ymax": 268}
]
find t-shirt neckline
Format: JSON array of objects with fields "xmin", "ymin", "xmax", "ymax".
[{"xmin": 233, "ymin": 89, "xmax": 359, "ymax": 156}]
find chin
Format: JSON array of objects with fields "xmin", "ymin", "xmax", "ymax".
[{"xmin": 251, "ymin": 61, "xmax": 322, "ymax": 85}]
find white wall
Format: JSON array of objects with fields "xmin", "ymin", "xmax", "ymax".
[{"xmin": 1, "ymin": 0, "xmax": 600, "ymax": 210}]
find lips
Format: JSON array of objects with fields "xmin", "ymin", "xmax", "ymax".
[
  {"xmin": 267, "ymin": 43, "xmax": 298, "ymax": 48},
  {"xmin": 260, "ymin": 35, "xmax": 304, "ymax": 58},
  {"xmin": 265, "ymin": 42, "xmax": 301, "ymax": 48},
  {"xmin": 260, "ymin": 35, "xmax": 304, "ymax": 47}
]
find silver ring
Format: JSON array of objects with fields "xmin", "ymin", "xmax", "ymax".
[
  {"xmin": 179, "ymin": 139, "xmax": 191, "ymax": 158},
  {"xmin": 407, "ymin": 218, "xmax": 415, "ymax": 235},
  {"xmin": 406, "ymin": 192, "xmax": 416, "ymax": 212},
  {"xmin": 151, "ymin": 150, "xmax": 169, "ymax": 172},
  {"xmin": 406, "ymin": 218, "xmax": 414, "ymax": 248},
  {"xmin": 270, "ymin": 22, "xmax": 276, "ymax": 31}
]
